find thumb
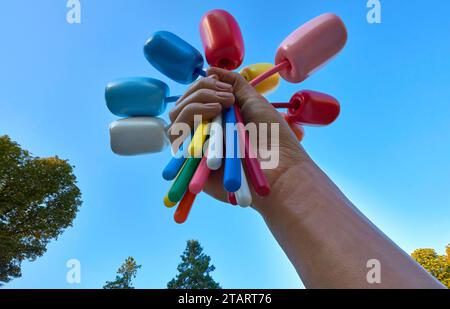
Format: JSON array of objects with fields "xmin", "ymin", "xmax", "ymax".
[
  {"xmin": 207, "ymin": 68, "xmax": 301, "ymax": 164},
  {"xmin": 207, "ymin": 67, "xmax": 263, "ymax": 108},
  {"xmin": 207, "ymin": 67, "xmax": 286, "ymax": 126}
]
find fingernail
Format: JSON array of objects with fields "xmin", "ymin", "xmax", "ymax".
[
  {"xmin": 216, "ymin": 91, "xmax": 234, "ymax": 99},
  {"xmin": 215, "ymin": 81, "xmax": 232, "ymax": 90},
  {"xmin": 209, "ymin": 74, "xmax": 219, "ymax": 80}
]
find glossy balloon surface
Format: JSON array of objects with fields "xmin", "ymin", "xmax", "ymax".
[
  {"xmin": 275, "ymin": 13, "xmax": 347, "ymax": 83},
  {"xmin": 200, "ymin": 9, "xmax": 245, "ymax": 70},
  {"xmin": 144, "ymin": 31, "xmax": 204, "ymax": 84},
  {"xmin": 164, "ymin": 195, "xmax": 177, "ymax": 208},
  {"xmin": 105, "ymin": 77, "xmax": 169, "ymax": 117},
  {"xmin": 109, "ymin": 117, "xmax": 169, "ymax": 155},
  {"xmin": 240, "ymin": 63, "xmax": 279, "ymax": 94},
  {"xmin": 287, "ymin": 90, "xmax": 340, "ymax": 126},
  {"xmin": 223, "ymin": 108, "xmax": 241, "ymax": 192}
]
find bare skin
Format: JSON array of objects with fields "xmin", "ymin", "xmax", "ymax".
[{"xmin": 169, "ymin": 67, "xmax": 445, "ymax": 289}]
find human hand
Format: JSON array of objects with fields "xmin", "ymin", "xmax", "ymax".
[{"xmin": 168, "ymin": 67, "xmax": 309, "ymax": 212}]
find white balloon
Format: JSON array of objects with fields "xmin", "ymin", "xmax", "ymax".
[
  {"xmin": 235, "ymin": 162, "xmax": 252, "ymax": 207},
  {"xmin": 207, "ymin": 113, "xmax": 223, "ymax": 170},
  {"xmin": 109, "ymin": 117, "xmax": 169, "ymax": 155}
]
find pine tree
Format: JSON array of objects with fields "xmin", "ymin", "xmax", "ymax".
[
  {"xmin": 103, "ymin": 257, "xmax": 141, "ymax": 289},
  {"xmin": 168, "ymin": 240, "xmax": 221, "ymax": 289}
]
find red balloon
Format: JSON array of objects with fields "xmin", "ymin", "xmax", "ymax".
[
  {"xmin": 287, "ymin": 90, "xmax": 340, "ymax": 126},
  {"xmin": 200, "ymin": 9, "xmax": 245, "ymax": 70}
]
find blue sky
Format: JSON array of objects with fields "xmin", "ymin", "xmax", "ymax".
[{"xmin": 1, "ymin": 0, "xmax": 449, "ymax": 289}]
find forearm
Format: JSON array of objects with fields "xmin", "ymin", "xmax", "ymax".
[{"xmin": 256, "ymin": 158, "xmax": 444, "ymax": 289}]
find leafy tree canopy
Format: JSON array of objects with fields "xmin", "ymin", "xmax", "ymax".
[
  {"xmin": 0, "ymin": 135, "xmax": 82, "ymax": 285},
  {"xmin": 411, "ymin": 244, "xmax": 450, "ymax": 288}
]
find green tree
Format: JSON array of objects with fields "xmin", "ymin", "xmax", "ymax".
[
  {"xmin": 103, "ymin": 256, "xmax": 142, "ymax": 289},
  {"xmin": 411, "ymin": 244, "xmax": 450, "ymax": 288},
  {"xmin": 168, "ymin": 240, "xmax": 221, "ymax": 289},
  {"xmin": 0, "ymin": 135, "xmax": 82, "ymax": 285}
]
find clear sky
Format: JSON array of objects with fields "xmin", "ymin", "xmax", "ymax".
[{"xmin": 1, "ymin": 0, "xmax": 449, "ymax": 289}]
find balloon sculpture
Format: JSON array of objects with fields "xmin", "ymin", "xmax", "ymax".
[{"xmin": 105, "ymin": 9, "xmax": 347, "ymax": 223}]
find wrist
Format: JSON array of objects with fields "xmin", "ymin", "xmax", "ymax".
[{"xmin": 253, "ymin": 157, "xmax": 318, "ymax": 217}]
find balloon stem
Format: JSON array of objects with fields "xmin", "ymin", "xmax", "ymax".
[
  {"xmin": 165, "ymin": 95, "xmax": 181, "ymax": 103},
  {"xmin": 249, "ymin": 60, "xmax": 290, "ymax": 87},
  {"xmin": 272, "ymin": 102, "xmax": 292, "ymax": 109},
  {"xmin": 196, "ymin": 67, "xmax": 208, "ymax": 77},
  {"xmin": 234, "ymin": 105, "xmax": 271, "ymax": 196}
]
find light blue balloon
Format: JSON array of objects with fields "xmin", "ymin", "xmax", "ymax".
[{"xmin": 105, "ymin": 77, "xmax": 170, "ymax": 117}]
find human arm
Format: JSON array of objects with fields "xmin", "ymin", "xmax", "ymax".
[{"xmin": 169, "ymin": 67, "xmax": 445, "ymax": 289}]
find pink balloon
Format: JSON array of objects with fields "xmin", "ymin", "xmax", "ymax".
[{"xmin": 275, "ymin": 13, "xmax": 347, "ymax": 83}]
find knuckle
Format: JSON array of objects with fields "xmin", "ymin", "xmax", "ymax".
[
  {"xmin": 187, "ymin": 88, "xmax": 214, "ymax": 103},
  {"xmin": 196, "ymin": 77, "xmax": 213, "ymax": 89},
  {"xmin": 234, "ymin": 71, "xmax": 247, "ymax": 83},
  {"xmin": 169, "ymin": 109, "xmax": 177, "ymax": 122},
  {"xmin": 190, "ymin": 78, "xmax": 203, "ymax": 90},
  {"xmin": 183, "ymin": 102, "xmax": 200, "ymax": 115},
  {"xmin": 196, "ymin": 88, "xmax": 214, "ymax": 98}
]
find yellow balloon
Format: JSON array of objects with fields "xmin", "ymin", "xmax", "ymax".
[
  {"xmin": 188, "ymin": 121, "xmax": 210, "ymax": 157},
  {"xmin": 240, "ymin": 63, "xmax": 280, "ymax": 94},
  {"xmin": 164, "ymin": 195, "xmax": 177, "ymax": 208}
]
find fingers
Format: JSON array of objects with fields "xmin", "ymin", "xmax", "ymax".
[
  {"xmin": 175, "ymin": 75, "xmax": 234, "ymax": 105},
  {"xmin": 169, "ymin": 88, "xmax": 234, "ymax": 122},
  {"xmin": 168, "ymin": 73, "xmax": 236, "ymax": 145},
  {"xmin": 207, "ymin": 67, "xmax": 247, "ymax": 89},
  {"xmin": 208, "ymin": 67, "xmax": 278, "ymax": 125},
  {"xmin": 168, "ymin": 103, "xmax": 222, "ymax": 143},
  {"xmin": 208, "ymin": 67, "xmax": 298, "ymax": 157},
  {"xmin": 207, "ymin": 67, "xmax": 264, "ymax": 107}
]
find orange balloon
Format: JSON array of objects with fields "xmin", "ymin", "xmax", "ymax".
[
  {"xmin": 174, "ymin": 191, "xmax": 196, "ymax": 224},
  {"xmin": 282, "ymin": 113, "xmax": 305, "ymax": 142}
]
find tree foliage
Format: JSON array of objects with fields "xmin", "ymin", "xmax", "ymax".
[
  {"xmin": 411, "ymin": 244, "xmax": 450, "ymax": 288},
  {"xmin": 168, "ymin": 240, "xmax": 221, "ymax": 289},
  {"xmin": 0, "ymin": 135, "xmax": 82, "ymax": 285},
  {"xmin": 103, "ymin": 256, "xmax": 142, "ymax": 289}
]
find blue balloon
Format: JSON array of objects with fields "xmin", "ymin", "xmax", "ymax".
[
  {"xmin": 105, "ymin": 77, "xmax": 169, "ymax": 117},
  {"xmin": 162, "ymin": 144, "xmax": 187, "ymax": 181},
  {"xmin": 223, "ymin": 108, "xmax": 241, "ymax": 192},
  {"xmin": 144, "ymin": 31, "xmax": 204, "ymax": 84}
]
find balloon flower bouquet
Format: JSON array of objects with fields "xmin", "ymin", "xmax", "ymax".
[{"xmin": 105, "ymin": 9, "xmax": 347, "ymax": 223}]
